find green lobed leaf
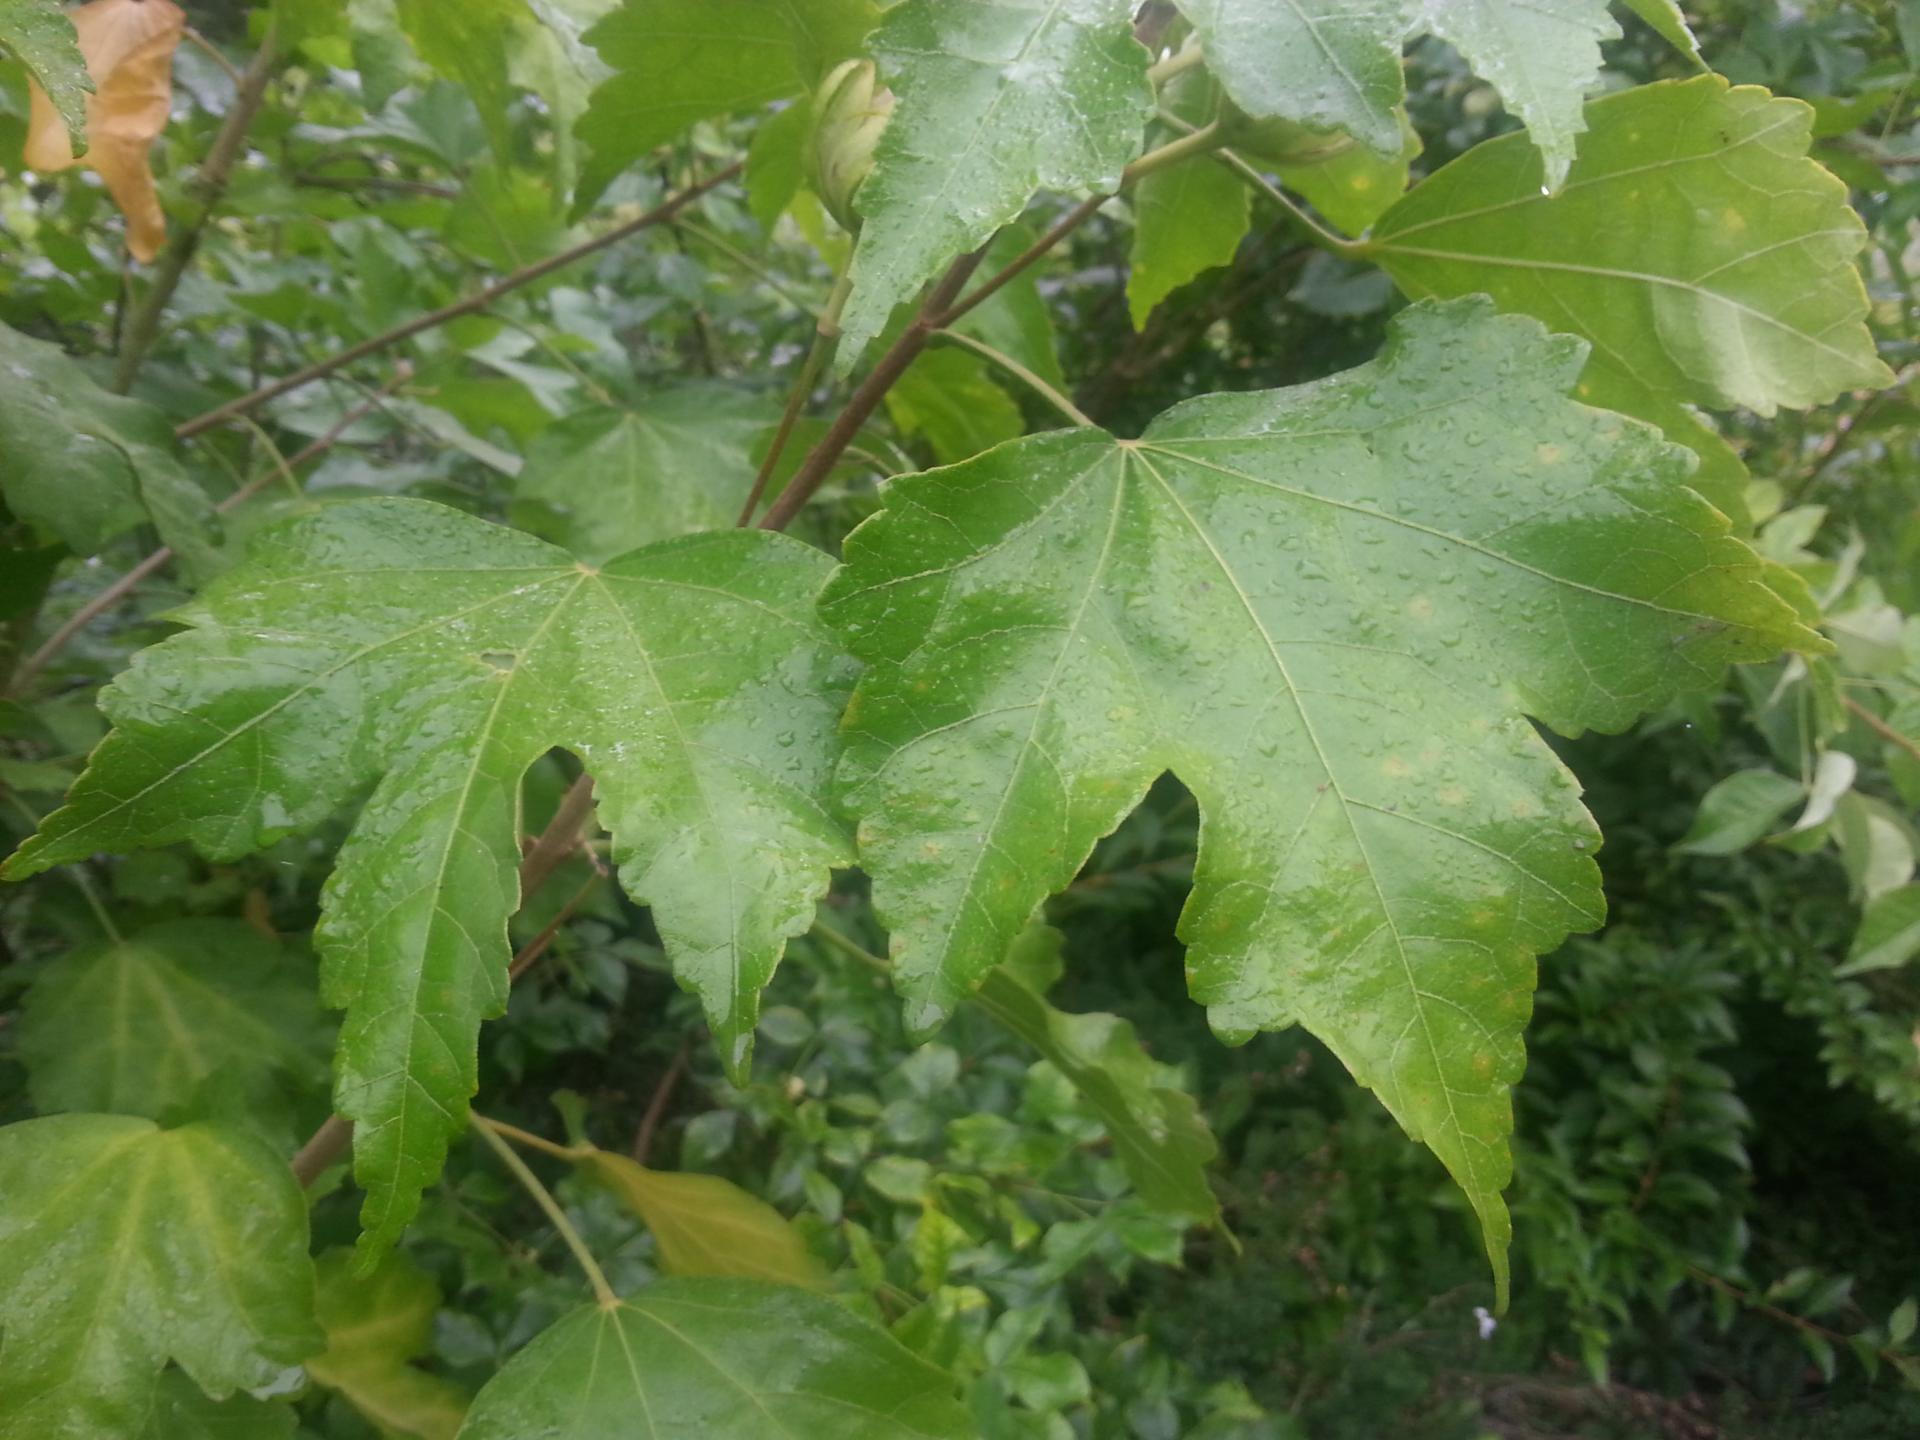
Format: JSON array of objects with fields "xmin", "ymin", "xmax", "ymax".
[
  {"xmin": 0, "ymin": 1115, "xmax": 320, "ymax": 1440},
  {"xmin": 1176, "ymin": 0, "xmax": 1617, "ymax": 190},
  {"xmin": 577, "ymin": 1146, "xmax": 830, "ymax": 1288},
  {"xmin": 973, "ymin": 934, "xmax": 1219, "ymax": 1221},
  {"xmin": 457, "ymin": 1278, "xmax": 974, "ymax": 1439},
  {"xmin": 575, "ymin": 0, "xmax": 875, "ymax": 214},
  {"xmin": 3, "ymin": 499, "xmax": 856, "ymax": 1257},
  {"xmin": 837, "ymin": 0, "xmax": 1154, "ymax": 366},
  {"xmin": 1128, "ymin": 75, "xmax": 1250, "ymax": 328},
  {"xmin": 0, "ymin": 0, "xmax": 92, "ymax": 145},
  {"xmin": 1367, "ymin": 77, "xmax": 1893, "ymax": 515},
  {"xmin": 821, "ymin": 299, "xmax": 1816, "ymax": 1301},
  {"xmin": 0, "ymin": 320, "xmax": 219, "ymax": 576},
  {"xmin": 513, "ymin": 387, "xmax": 779, "ymax": 559},
  {"xmin": 17, "ymin": 918, "xmax": 330, "ymax": 1122},
  {"xmin": 306, "ymin": 1249, "xmax": 468, "ymax": 1440}
]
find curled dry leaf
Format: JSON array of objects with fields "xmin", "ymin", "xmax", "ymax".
[{"xmin": 23, "ymin": 0, "xmax": 184, "ymax": 262}]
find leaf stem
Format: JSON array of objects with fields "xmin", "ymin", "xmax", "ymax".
[
  {"xmin": 1123, "ymin": 120, "xmax": 1226, "ymax": 183},
  {"xmin": 736, "ymin": 270, "xmax": 854, "ymax": 526},
  {"xmin": 113, "ymin": 19, "xmax": 281, "ymax": 393},
  {"xmin": 471, "ymin": 1113, "xmax": 617, "ymax": 1308},
  {"xmin": 1146, "ymin": 43, "xmax": 1205, "ymax": 87},
  {"xmin": 1845, "ymin": 695, "xmax": 1920, "ymax": 763},
  {"xmin": 935, "ymin": 193, "xmax": 1109, "ymax": 328},
  {"xmin": 1215, "ymin": 148, "xmax": 1361, "ymax": 256},
  {"xmin": 173, "ymin": 163, "xmax": 743, "ymax": 441},
  {"xmin": 759, "ymin": 251, "xmax": 986, "ymax": 532},
  {"xmin": 476, "ymin": 1112, "xmax": 589, "ymax": 1162},
  {"xmin": 932, "ymin": 328, "xmax": 1096, "ymax": 428}
]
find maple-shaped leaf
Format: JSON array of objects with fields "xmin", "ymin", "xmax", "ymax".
[
  {"xmin": 514, "ymin": 387, "xmax": 779, "ymax": 560},
  {"xmin": 837, "ymin": 0, "xmax": 1154, "ymax": 364},
  {"xmin": 0, "ymin": 1115, "xmax": 320, "ymax": 1440},
  {"xmin": 1175, "ymin": 0, "xmax": 1618, "ymax": 192},
  {"xmin": 17, "ymin": 918, "xmax": 329, "ymax": 1123},
  {"xmin": 306, "ymin": 1250, "xmax": 467, "ymax": 1440},
  {"xmin": 3, "ymin": 499, "xmax": 855, "ymax": 1257},
  {"xmin": 458, "ymin": 1278, "xmax": 972, "ymax": 1439},
  {"xmin": 821, "ymin": 299, "xmax": 1817, "ymax": 1299},
  {"xmin": 1365, "ymin": 76, "xmax": 1893, "ymax": 513}
]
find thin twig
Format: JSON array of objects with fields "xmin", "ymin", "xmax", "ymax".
[
  {"xmin": 479, "ymin": 1113, "xmax": 589, "ymax": 1162},
  {"xmin": 935, "ymin": 194, "xmax": 1109, "ymax": 328},
  {"xmin": 114, "ymin": 20, "xmax": 281, "ymax": 392},
  {"xmin": 472, "ymin": 1114, "xmax": 618, "ymax": 1307},
  {"xmin": 290, "ymin": 1115, "xmax": 353, "ymax": 1187},
  {"xmin": 736, "ymin": 271, "xmax": 853, "ymax": 525},
  {"xmin": 8, "ymin": 367, "xmax": 412, "ymax": 696},
  {"xmin": 631, "ymin": 1041, "xmax": 691, "ymax": 1164},
  {"xmin": 507, "ymin": 869, "xmax": 604, "ymax": 983},
  {"xmin": 1846, "ymin": 695, "xmax": 1920, "ymax": 763},
  {"xmin": 174, "ymin": 163, "xmax": 743, "ymax": 441},
  {"xmin": 759, "ymin": 252, "xmax": 986, "ymax": 531},
  {"xmin": 932, "ymin": 328, "xmax": 1095, "ymax": 428},
  {"xmin": 181, "ymin": 27, "xmax": 245, "ymax": 86}
]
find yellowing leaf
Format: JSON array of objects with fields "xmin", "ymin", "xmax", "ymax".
[
  {"xmin": 24, "ymin": 0, "xmax": 184, "ymax": 263},
  {"xmin": 578, "ymin": 1147, "xmax": 828, "ymax": 1289},
  {"xmin": 306, "ymin": 1250, "xmax": 468, "ymax": 1440}
]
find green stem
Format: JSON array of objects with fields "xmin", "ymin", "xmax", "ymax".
[
  {"xmin": 1123, "ymin": 120, "xmax": 1226, "ymax": 183},
  {"xmin": 932, "ymin": 328, "xmax": 1096, "ymax": 428},
  {"xmin": 1146, "ymin": 44, "xmax": 1205, "ymax": 87},
  {"xmin": 477, "ymin": 1112, "xmax": 590, "ymax": 1162},
  {"xmin": 676, "ymin": 218, "xmax": 816, "ymax": 315},
  {"xmin": 1214, "ymin": 148, "xmax": 1361, "ymax": 256},
  {"xmin": 736, "ymin": 269, "xmax": 854, "ymax": 526},
  {"xmin": 471, "ymin": 1113, "xmax": 617, "ymax": 1309}
]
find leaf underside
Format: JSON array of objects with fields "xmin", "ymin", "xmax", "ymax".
[
  {"xmin": 822, "ymin": 298, "xmax": 1815, "ymax": 1300},
  {"xmin": 4, "ymin": 500, "xmax": 855, "ymax": 1258}
]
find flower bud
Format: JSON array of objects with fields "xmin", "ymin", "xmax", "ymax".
[{"xmin": 809, "ymin": 59, "xmax": 894, "ymax": 232}]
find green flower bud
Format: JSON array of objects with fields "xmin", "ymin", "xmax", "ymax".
[{"xmin": 809, "ymin": 59, "xmax": 894, "ymax": 233}]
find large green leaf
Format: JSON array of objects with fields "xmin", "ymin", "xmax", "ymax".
[
  {"xmin": 837, "ymin": 0, "xmax": 1154, "ymax": 365},
  {"xmin": 0, "ymin": 0, "xmax": 91, "ymax": 144},
  {"xmin": 457, "ymin": 1279, "xmax": 973, "ymax": 1439},
  {"xmin": 306, "ymin": 1250, "xmax": 468, "ymax": 1440},
  {"xmin": 1175, "ymin": 0, "xmax": 1618, "ymax": 189},
  {"xmin": 4, "ymin": 499, "xmax": 855, "ymax": 1257},
  {"xmin": 513, "ymin": 388, "xmax": 778, "ymax": 560},
  {"xmin": 1366, "ymin": 77, "xmax": 1892, "ymax": 512},
  {"xmin": 0, "ymin": 320, "xmax": 218, "ymax": 576},
  {"xmin": 821, "ymin": 299, "xmax": 1815, "ymax": 1298},
  {"xmin": 575, "ymin": 0, "xmax": 875, "ymax": 213},
  {"xmin": 17, "ymin": 918, "xmax": 329, "ymax": 1122},
  {"xmin": 0, "ymin": 1115, "xmax": 320, "ymax": 1439}
]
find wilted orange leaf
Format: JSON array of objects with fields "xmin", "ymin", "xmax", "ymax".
[{"xmin": 24, "ymin": 0, "xmax": 184, "ymax": 262}]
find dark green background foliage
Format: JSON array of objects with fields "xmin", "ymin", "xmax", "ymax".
[{"xmin": 2, "ymin": 1, "xmax": 1919, "ymax": 1437}]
